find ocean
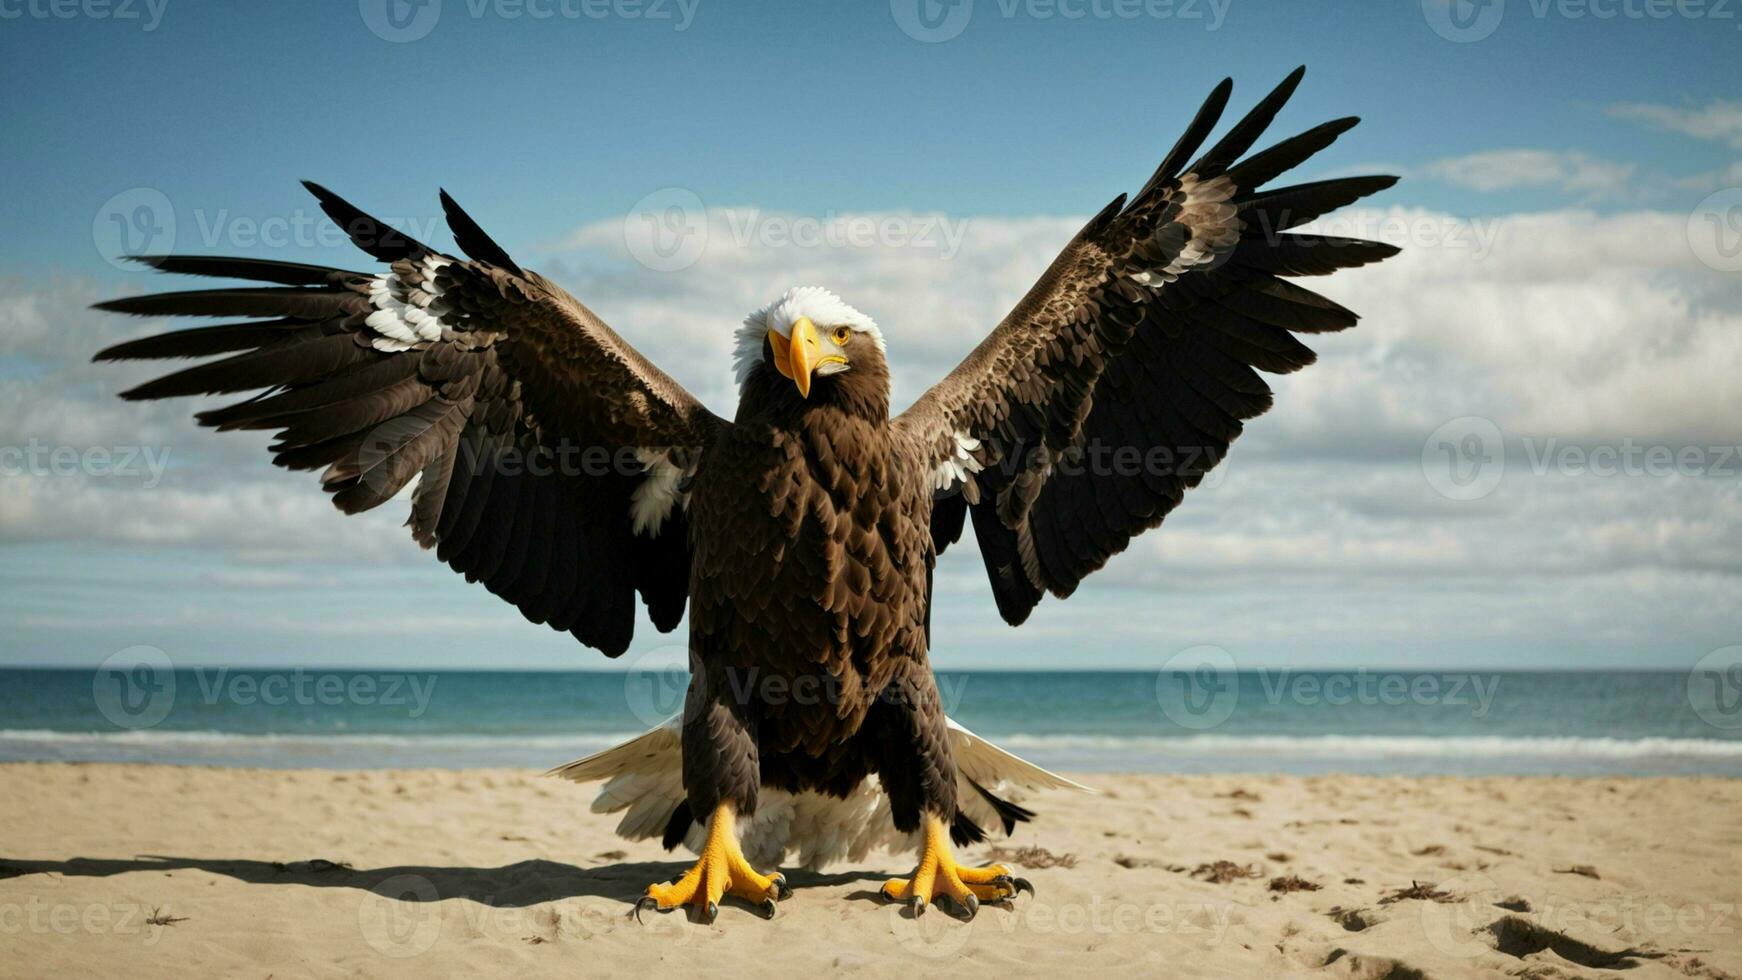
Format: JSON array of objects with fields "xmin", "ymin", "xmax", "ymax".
[{"xmin": 2, "ymin": 668, "xmax": 1740, "ymax": 777}]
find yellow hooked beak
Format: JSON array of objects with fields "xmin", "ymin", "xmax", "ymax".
[{"xmin": 767, "ymin": 316, "xmax": 845, "ymax": 398}]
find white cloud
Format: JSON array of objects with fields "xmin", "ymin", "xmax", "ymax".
[
  {"xmin": 1417, "ymin": 150, "xmax": 1636, "ymax": 199},
  {"xmin": 1291, "ymin": 207, "xmax": 1742, "ymax": 448},
  {"xmin": 1608, "ymin": 99, "xmax": 1742, "ymax": 150},
  {"xmin": 1674, "ymin": 160, "xmax": 1742, "ymax": 194}
]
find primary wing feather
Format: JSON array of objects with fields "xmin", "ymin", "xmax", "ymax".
[
  {"xmin": 95, "ymin": 183, "xmax": 724, "ymax": 656},
  {"xmin": 897, "ymin": 67, "xmax": 1399, "ymax": 625}
]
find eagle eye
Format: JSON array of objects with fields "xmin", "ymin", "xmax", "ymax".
[{"xmin": 832, "ymin": 326, "xmax": 852, "ymax": 346}]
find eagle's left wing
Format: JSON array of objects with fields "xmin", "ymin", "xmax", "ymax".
[
  {"xmin": 895, "ymin": 68, "xmax": 1398, "ymax": 626},
  {"xmin": 94, "ymin": 184, "xmax": 724, "ymax": 656}
]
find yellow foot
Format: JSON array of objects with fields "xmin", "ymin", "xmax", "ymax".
[
  {"xmin": 633, "ymin": 803, "xmax": 790, "ymax": 924},
  {"xmin": 879, "ymin": 816, "xmax": 1034, "ymax": 919}
]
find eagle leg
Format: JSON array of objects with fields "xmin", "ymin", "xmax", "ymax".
[
  {"xmin": 878, "ymin": 815, "xmax": 1032, "ymax": 919},
  {"xmin": 634, "ymin": 802, "xmax": 786, "ymax": 924}
]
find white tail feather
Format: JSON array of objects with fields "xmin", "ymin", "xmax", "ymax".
[{"xmin": 547, "ymin": 714, "xmax": 1090, "ymax": 871}]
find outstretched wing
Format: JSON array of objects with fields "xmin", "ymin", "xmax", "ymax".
[
  {"xmin": 897, "ymin": 68, "xmax": 1398, "ymax": 625},
  {"xmin": 95, "ymin": 183, "xmax": 725, "ymax": 656}
]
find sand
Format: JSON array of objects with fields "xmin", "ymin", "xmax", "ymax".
[{"xmin": 2, "ymin": 764, "xmax": 1738, "ymax": 978}]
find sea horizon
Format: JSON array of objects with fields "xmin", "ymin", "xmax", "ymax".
[{"xmin": 4, "ymin": 667, "xmax": 1738, "ymax": 778}]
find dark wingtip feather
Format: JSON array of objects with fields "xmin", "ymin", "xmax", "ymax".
[
  {"xmin": 121, "ymin": 254, "xmax": 347, "ymax": 286},
  {"xmin": 91, "ymin": 295, "xmax": 148, "ymax": 314},
  {"xmin": 94, "ymin": 320, "xmax": 303, "ymax": 363},
  {"xmin": 302, "ymin": 180, "xmax": 431, "ymax": 262},
  {"xmin": 439, "ymin": 189, "xmax": 524, "ymax": 276},
  {"xmin": 1227, "ymin": 116, "xmax": 1363, "ymax": 191},
  {"xmin": 1140, "ymin": 76, "xmax": 1235, "ymax": 197},
  {"xmin": 950, "ymin": 810, "xmax": 988, "ymax": 847},
  {"xmin": 971, "ymin": 778, "xmax": 1037, "ymax": 835},
  {"xmin": 661, "ymin": 801, "xmax": 694, "ymax": 851},
  {"xmin": 1189, "ymin": 65, "xmax": 1310, "ymax": 178}
]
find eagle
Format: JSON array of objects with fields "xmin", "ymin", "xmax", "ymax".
[{"xmin": 95, "ymin": 68, "xmax": 1397, "ymax": 923}]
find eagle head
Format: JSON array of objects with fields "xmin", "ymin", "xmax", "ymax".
[{"xmin": 735, "ymin": 287, "xmax": 886, "ymax": 402}]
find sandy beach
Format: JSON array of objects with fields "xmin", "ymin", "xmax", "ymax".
[{"xmin": 2, "ymin": 764, "xmax": 1738, "ymax": 978}]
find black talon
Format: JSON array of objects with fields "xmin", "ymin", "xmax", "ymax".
[
  {"xmin": 961, "ymin": 893, "xmax": 980, "ymax": 920},
  {"xmin": 771, "ymin": 872, "xmax": 792, "ymax": 900},
  {"xmin": 912, "ymin": 896, "xmax": 927, "ymax": 917},
  {"xmin": 703, "ymin": 900, "xmax": 719, "ymax": 924},
  {"xmin": 1013, "ymin": 877, "xmax": 1035, "ymax": 897},
  {"xmin": 759, "ymin": 897, "xmax": 778, "ymax": 919},
  {"xmin": 632, "ymin": 896, "xmax": 660, "ymax": 923}
]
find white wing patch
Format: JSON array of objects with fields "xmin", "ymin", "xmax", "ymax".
[
  {"xmin": 549, "ymin": 714, "xmax": 1090, "ymax": 872},
  {"xmin": 929, "ymin": 431, "xmax": 984, "ymax": 493},
  {"xmin": 363, "ymin": 255, "xmax": 454, "ymax": 352},
  {"xmin": 630, "ymin": 448, "xmax": 688, "ymax": 538}
]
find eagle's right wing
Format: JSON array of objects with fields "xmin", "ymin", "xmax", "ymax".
[
  {"xmin": 95, "ymin": 183, "xmax": 724, "ymax": 657},
  {"xmin": 897, "ymin": 68, "xmax": 1398, "ymax": 626}
]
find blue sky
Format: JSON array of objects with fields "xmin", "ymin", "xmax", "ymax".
[
  {"xmin": 3, "ymin": 0, "xmax": 1736, "ymax": 275},
  {"xmin": 2, "ymin": 0, "xmax": 1739, "ymax": 670}
]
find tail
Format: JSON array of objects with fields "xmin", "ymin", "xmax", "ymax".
[{"xmin": 548, "ymin": 714, "xmax": 1091, "ymax": 870}]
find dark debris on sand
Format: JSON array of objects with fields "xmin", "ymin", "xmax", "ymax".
[
  {"xmin": 1191, "ymin": 861, "xmax": 1264, "ymax": 884},
  {"xmin": 983, "ymin": 845, "xmax": 1077, "ymax": 869},
  {"xmin": 1380, "ymin": 880, "xmax": 1455, "ymax": 904}
]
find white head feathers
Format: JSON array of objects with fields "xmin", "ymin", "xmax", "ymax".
[{"xmin": 734, "ymin": 287, "xmax": 883, "ymax": 386}]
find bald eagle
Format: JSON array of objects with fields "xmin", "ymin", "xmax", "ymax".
[{"xmin": 95, "ymin": 68, "xmax": 1397, "ymax": 922}]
